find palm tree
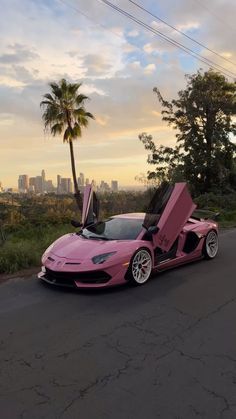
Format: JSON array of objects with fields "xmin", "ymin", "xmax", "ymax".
[{"xmin": 40, "ymin": 78, "xmax": 95, "ymax": 211}]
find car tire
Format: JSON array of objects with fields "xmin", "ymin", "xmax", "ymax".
[
  {"xmin": 203, "ymin": 230, "xmax": 218, "ymax": 259},
  {"xmin": 127, "ymin": 248, "xmax": 152, "ymax": 286}
]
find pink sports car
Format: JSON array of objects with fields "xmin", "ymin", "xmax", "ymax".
[{"xmin": 38, "ymin": 182, "xmax": 219, "ymax": 288}]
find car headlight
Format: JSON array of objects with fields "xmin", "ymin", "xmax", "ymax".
[{"xmin": 92, "ymin": 252, "xmax": 116, "ymax": 264}]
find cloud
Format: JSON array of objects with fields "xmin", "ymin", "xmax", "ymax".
[
  {"xmin": 0, "ymin": 43, "xmax": 39, "ymax": 64},
  {"xmin": 110, "ymin": 26, "xmax": 124, "ymax": 37},
  {"xmin": 82, "ymin": 54, "xmax": 113, "ymax": 76},
  {"xmin": 122, "ymin": 43, "xmax": 139, "ymax": 53},
  {"xmin": 0, "ymin": 76, "xmax": 26, "ymax": 88},
  {"xmin": 127, "ymin": 29, "xmax": 139, "ymax": 37},
  {"xmin": 144, "ymin": 63, "xmax": 156, "ymax": 74},
  {"xmin": 95, "ymin": 115, "xmax": 110, "ymax": 126},
  {"xmin": 151, "ymin": 110, "xmax": 161, "ymax": 117},
  {"xmin": 0, "ymin": 113, "xmax": 14, "ymax": 126},
  {"xmin": 82, "ymin": 83, "xmax": 107, "ymax": 96},
  {"xmin": 129, "ymin": 60, "xmax": 141, "ymax": 70},
  {"xmin": 176, "ymin": 22, "xmax": 200, "ymax": 32},
  {"xmin": 143, "ymin": 43, "xmax": 157, "ymax": 54}
]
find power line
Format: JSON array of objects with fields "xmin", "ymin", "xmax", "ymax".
[
  {"xmin": 127, "ymin": 0, "xmax": 236, "ymax": 68},
  {"xmin": 98, "ymin": 0, "xmax": 236, "ymax": 79}
]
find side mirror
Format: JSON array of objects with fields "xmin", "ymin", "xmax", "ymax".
[
  {"xmin": 71, "ymin": 220, "xmax": 83, "ymax": 228},
  {"xmin": 147, "ymin": 225, "xmax": 159, "ymax": 235}
]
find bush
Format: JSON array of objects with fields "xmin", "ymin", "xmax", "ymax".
[
  {"xmin": 0, "ymin": 240, "xmax": 40, "ymax": 273},
  {"xmin": 0, "ymin": 223, "xmax": 74, "ymax": 274},
  {"xmin": 195, "ymin": 192, "xmax": 236, "ymax": 211}
]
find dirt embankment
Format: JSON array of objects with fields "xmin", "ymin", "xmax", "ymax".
[{"xmin": 0, "ymin": 266, "xmax": 40, "ymax": 284}]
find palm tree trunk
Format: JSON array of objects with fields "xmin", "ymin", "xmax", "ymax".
[{"xmin": 69, "ymin": 139, "xmax": 82, "ymax": 212}]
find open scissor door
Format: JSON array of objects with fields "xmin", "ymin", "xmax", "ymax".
[
  {"xmin": 82, "ymin": 185, "xmax": 99, "ymax": 227},
  {"xmin": 144, "ymin": 182, "xmax": 196, "ymax": 252}
]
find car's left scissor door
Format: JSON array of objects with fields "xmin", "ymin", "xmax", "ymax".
[{"xmin": 82, "ymin": 185, "xmax": 99, "ymax": 227}]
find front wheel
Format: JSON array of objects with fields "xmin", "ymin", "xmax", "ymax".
[
  {"xmin": 127, "ymin": 248, "xmax": 152, "ymax": 285},
  {"xmin": 203, "ymin": 230, "xmax": 218, "ymax": 259}
]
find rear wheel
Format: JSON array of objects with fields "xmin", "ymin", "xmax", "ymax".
[
  {"xmin": 128, "ymin": 248, "xmax": 152, "ymax": 285},
  {"xmin": 203, "ymin": 230, "xmax": 218, "ymax": 259}
]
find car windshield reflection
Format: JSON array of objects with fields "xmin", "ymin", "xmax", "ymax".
[{"xmin": 80, "ymin": 217, "xmax": 144, "ymax": 240}]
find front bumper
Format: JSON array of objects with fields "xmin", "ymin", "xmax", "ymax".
[{"xmin": 38, "ymin": 264, "xmax": 128, "ymax": 288}]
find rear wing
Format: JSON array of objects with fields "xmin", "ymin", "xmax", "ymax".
[{"xmin": 191, "ymin": 209, "xmax": 220, "ymax": 221}]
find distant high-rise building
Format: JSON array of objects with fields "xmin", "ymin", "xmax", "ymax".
[
  {"xmin": 57, "ymin": 175, "xmax": 61, "ymax": 194},
  {"xmin": 79, "ymin": 173, "xmax": 85, "ymax": 187},
  {"xmin": 68, "ymin": 179, "xmax": 72, "ymax": 193},
  {"xmin": 45, "ymin": 180, "xmax": 54, "ymax": 193},
  {"xmin": 29, "ymin": 174, "xmax": 49, "ymax": 194},
  {"xmin": 18, "ymin": 175, "xmax": 29, "ymax": 192},
  {"xmin": 29, "ymin": 177, "xmax": 36, "ymax": 193},
  {"xmin": 28, "ymin": 185, "xmax": 35, "ymax": 193},
  {"xmin": 42, "ymin": 169, "xmax": 46, "ymax": 191},
  {"xmin": 60, "ymin": 178, "xmax": 72, "ymax": 194},
  {"xmin": 111, "ymin": 180, "xmax": 118, "ymax": 192},
  {"xmin": 85, "ymin": 178, "xmax": 90, "ymax": 186},
  {"xmin": 100, "ymin": 180, "xmax": 110, "ymax": 192},
  {"xmin": 29, "ymin": 177, "xmax": 35, "ymax": 187},
  {"xmin": 78, "ymin": 173, "xmax": 85, "ymax": 192},
  {"xmin": 34, "ymin": 176, "xmax": 43, "ymax": 194}
]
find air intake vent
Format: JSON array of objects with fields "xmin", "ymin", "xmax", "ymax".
[
  {"xmin": 47, "ymin": 256, "xmax": 55, "ymax": 262},
  {"xmin": 65, "ymin": 262, "xmax": 81, "ymax": 265},
  {"xmin": 45, "ymin": 268, "xmax": 111, "ymax": 285}
]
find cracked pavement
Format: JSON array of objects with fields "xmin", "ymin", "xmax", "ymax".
[{"xmin": 0, "ymin": 229, "xmax": 236, "ymax": 419}]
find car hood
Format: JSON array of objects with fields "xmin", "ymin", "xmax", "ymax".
[{"xmin": 46, "ymin": 233, "xmax": 133, "ymax": 260}]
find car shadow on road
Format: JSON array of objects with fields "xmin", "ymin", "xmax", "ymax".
[{"xmin": 37, "ymin": 257, "xmax": 207, "ymax": 300}]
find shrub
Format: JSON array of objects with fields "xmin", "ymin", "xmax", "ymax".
[{"xmin": 0, "ymin": 223, "xmax": 74, "ymax": 273}]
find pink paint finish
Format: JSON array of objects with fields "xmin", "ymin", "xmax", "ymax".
[
  {"xmin": 82, "ymin": 185, "xmax": 93, "ymax": 226},
  {"xmin": 38, "ymin": 183, "xmax": 219, "ymax": 289},
  {"xmin": 154, "ymin": 183, "xmax": 196, "ymax": 252}
]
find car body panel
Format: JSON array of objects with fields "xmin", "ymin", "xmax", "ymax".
[
  {"xmin": 42, "ymin": 233, "xmax": 146, "ymax": 262},
  {"xmin": 82, "ymin": 185, "xmax": 99, "ymax": 227},
  {"xmin": 153, "ymin": 183, "xmax": 196, "ymax": 252},
  {"xmin": 81, "ymin": 185, "xmax": 92, "ymax": 226}
]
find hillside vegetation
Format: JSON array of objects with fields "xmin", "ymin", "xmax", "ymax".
[{"xmin": 0, "ymin": 190, "xmax": 235, "ymax": 274}]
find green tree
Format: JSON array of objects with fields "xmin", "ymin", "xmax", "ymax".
[
  {"xmin": 40, "ymin": 78, "xmax": 95, "ymax": 210},
  {"xmin": 153, "ymin": 69, "xmax": 236, "ymax": 194},
  {"xmin": 138, "ymin": 133, "xmax": 184, "ymax": 185}
]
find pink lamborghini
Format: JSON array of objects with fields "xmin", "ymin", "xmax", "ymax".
[{"xmin": 38, "ymin": 182, "xmax": 219, "ymax": 288}]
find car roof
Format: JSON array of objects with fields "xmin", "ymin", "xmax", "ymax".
[{"xmin": 112, "ymin": 213, "xmax": 145, "ymax": 220}]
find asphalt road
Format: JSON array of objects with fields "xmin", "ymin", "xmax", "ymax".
[{"xmin": 1, "ymin": 229, "xmax": 236, "ymax": 419}]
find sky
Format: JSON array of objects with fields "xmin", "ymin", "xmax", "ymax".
[{"xmin": 0, "ymin": 0, "xmax": 236, "ymax": 188}]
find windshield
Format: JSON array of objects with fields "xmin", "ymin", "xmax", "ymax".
[{"xmin": 80, "ymin": 217, "xmax": 144, "ymax": 240}]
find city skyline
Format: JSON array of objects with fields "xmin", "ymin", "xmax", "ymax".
[
  {"xmin": 13, "ymin": 169, "xmax": 119, "ymax": 194},
  {"xmin": 1, "ymin": 165, "xmax": 136, "ymax": 190}
]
